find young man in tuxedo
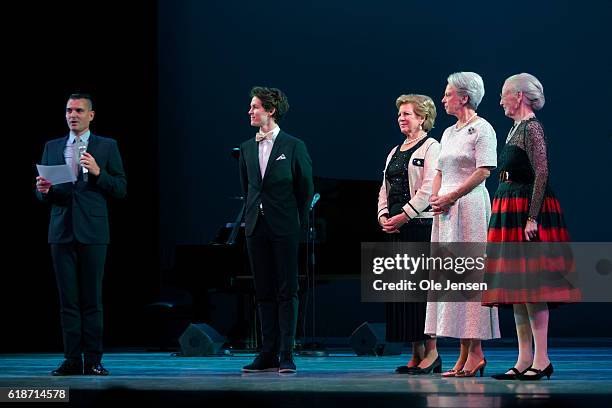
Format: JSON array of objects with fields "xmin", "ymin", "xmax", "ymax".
[
  {"xmin": 239, "ymin": 86, "xmax": 314, "ymax": 373},
  {"xmin": 36, "ymin": 93, "xmax": 127, "ymax": 376}
]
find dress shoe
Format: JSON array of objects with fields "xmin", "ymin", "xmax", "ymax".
[
  {"xmin": 51, "ymin": 360, "xmax": 83, "ymax": 376},
  {"xmin": 242, "ymin": 352, "xmax": 279, "ymax": 373},
  {"xmin": 492, "ymin": 366, "xmax": 531, "ymax": 380},
  {"xmin": 408, "ymin": 356, "xmax": 442, "ymax": 375},
  {"xmin": 84, "ymin": 362, "xmax": 109, "ymax": 376},
  {"xmin": 519, "ymin": 363, "xmax": 553, "ymax": 380},
  {"xmin": 441, "ymin": 368, "xmax": 462, "ymax": 378},
  {"xmin": 395, "ymin": 365, "xmax": 419, "ymax": 374},
  {"xmin": 279, "ymin": 352, "xmax": 297, "ymax": 373},
  {"xmin": 456, "ymin": 359, "xmax": 487, "ymax": 377}
]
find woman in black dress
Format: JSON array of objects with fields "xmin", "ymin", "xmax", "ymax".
[
  {"xmin": 377, "ymin": 94, "xmax": 440, "ymax": 373},
  {"xmin": 483, "ymin": 73, "xmax": 580, "ymax": 380}
]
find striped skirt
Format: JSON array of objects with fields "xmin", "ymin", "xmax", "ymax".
[{"xmin": 482, "ymin": 182, "xmax": 581, "ymax": 304}]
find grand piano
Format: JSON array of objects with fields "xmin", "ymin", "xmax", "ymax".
[{"xmin": 169, "ymin": 176, "xmax": 383, "ymax": 349}]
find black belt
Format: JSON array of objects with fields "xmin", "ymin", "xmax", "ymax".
[
  {"xmin": 499, "ymin": 171, "xmax": 511, "ymax": 182},
  {"xmin": 499, "ymin": 171, "xmax": 532, "ymax": 184}
]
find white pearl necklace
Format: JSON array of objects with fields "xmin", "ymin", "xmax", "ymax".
[
  {"xmin": 402, "ymin": 132, "xmax": 427, "ymax": 145},
  {"xmin": 454, "ymin": 113, "xmax": 478, "ymax": 131}
]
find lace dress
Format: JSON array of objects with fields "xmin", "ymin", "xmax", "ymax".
[{"xmin": 483, "ymin": 117, "xmax": 581, "ymax": 304}]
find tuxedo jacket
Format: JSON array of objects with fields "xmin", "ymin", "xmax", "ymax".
[
  {"xmin": 239, "ymin": 130, "xmax": 314, "ymax": 237},
  {"xmin": 36, "ymin": 133, "xmax": 127, "ymax": 244}
]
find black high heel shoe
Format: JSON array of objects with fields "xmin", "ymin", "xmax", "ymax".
[
  {"xmin": 492, "ymin": 366, "xmax": 531, "ymax": 380},
  {"xmin": 395, "ymin": 365, "xmax": 419, "ymax": 374},
  {"xmin": 518, "ymin": 363, "xmax": 553, "ymax": 380},
  {"xmin": 408, "ymin": 356, "xmax": 442, "ymax": 375}
]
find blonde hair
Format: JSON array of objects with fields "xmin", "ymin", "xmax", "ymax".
[{"xmin": 395, "ymin": 94, "xmax": 437, "ymax": 131}]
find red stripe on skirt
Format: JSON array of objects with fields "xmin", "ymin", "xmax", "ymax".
[
  {"xmin": 542, "ymin": 197, "xmax": 564, "ymax": 214},
  {"xmin": 492, "ymin": 197, "xmax": 565, "ymax": 215},
  {"xmin": 488, "ymin": 227, "xmax": 524, "ymax": 242},
  {"xmin": 495, "ymin": 197, "xmax": 529, "ymax": 213},
  {"xmin": 488, "ymin": 227, "xmax": 570, "ymax": 243},
  {"xmin": 486, "ymin": 257, "xmax": 576, "ymax": 274},
  {"xmin": 482, "ymin": 287, "xmax": 582, "ymax": 304}
]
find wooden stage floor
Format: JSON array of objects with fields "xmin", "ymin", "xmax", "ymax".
[{"xmin": 1, "ymin": 347, "xmax": 612, "ymax": 407}]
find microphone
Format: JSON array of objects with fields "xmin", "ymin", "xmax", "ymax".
[
  {"xmin": 310, "ymin": 193, "xmax": 320, "ymax": 210},
  {"xmin": 77, "ymin": 142, "xmax": 88, "ymax": 181}
]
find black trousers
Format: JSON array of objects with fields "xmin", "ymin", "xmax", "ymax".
[
  {"xmin": 246, "ymin": 215, "xmax": 299, "ymax": 353},
  {"xmin": 51, "ymin": 242, "xmax": 107, "ymax": 364}
]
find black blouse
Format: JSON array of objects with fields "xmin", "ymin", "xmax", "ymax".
[{"xmin": 500, "ymin": 117, "xmax": 549, "ymax": 219}]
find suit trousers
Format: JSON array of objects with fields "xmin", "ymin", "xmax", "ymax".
[
  {"xmin": 51, "ymin": 242, "xmax": 107, "ymax": 363},
  {"xmin": 246, "ymin": 214, "xmax": 299, "ymax": 353}
]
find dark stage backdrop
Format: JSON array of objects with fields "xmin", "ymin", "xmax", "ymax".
[
  {"xmin": 6, "ymin": 1, "xmax": 612, "ymax": 352},
  {"xmin": 158, "ymin": 0, "xmax": 612, "ymax": 339},
  {"xmin": 6, "ymin": 1, "xmax": 159, "ymax": 351},
  {"xmin": 159, "ymin": 0, "xmax": 611, "ymax": 252}
]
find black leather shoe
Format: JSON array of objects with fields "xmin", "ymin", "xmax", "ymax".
[
  {"xmin": 279, "ymin": 352, "xmax": 297, "ymax": 374},
  {"xmin": 519, "ymin": 363, "xmax": 553, "ymax": 380},
  {"xmin": 395, "ymin": 365, "xmax": 419, "ymax": 374},
  {"xmin": 51, "ymin": 360, "xmax": 83, "ymax": 376},
  {"xmin": 492, "ymin": 366, "xmax": 531, "ymax": 380},
  {"xmin": 408, "ymin": 356, "xmax": 442, "ymax": 375},
  {"xmin": 242, "ymin": 352, "xmax": 279, "ymax": 373},
  {"xmin": 84, "ymin": 362, "xmax": 110, "ymax": 376}
]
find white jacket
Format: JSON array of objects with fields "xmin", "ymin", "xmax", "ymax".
[{"xmin": 377, "ymin": 137, "xmax": 440, "ymax": 221}]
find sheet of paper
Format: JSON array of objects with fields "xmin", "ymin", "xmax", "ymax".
[{"xmin": 36, "ymin": 164, "xmax": 76, "ymax": 185}]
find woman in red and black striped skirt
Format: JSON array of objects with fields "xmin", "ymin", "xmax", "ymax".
[{"xmin": 483, "ymin": 73, "xmax": 580, "ymax": 381}]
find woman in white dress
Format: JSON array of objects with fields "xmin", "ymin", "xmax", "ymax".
[{"xmin": 417, "ymin": 72, "xmax": 500, "ymax": 377}]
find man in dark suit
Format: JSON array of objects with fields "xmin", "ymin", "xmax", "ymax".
[
  {"xmin": 239, "ymin": 87, "xmax": 313, "ymax": 373},
  {"xmin": 35, "ymin": 93, "xmax": 126, "ymax": 376}
]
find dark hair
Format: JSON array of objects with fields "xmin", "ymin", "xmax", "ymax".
[
  {"xmin": 250, "ymin": 86, "xmax": 289, "ymax": 122},
  {"xmin": 68, "ymin": 93, "xmax": 94, "ymax": 110}
]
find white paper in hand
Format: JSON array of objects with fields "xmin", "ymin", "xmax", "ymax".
[{"xmin": 36, "ymin": 164, "xmax": 77, "ymax": 185}]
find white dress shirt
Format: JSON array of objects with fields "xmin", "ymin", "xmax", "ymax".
[{"xmin": 258, "ymin": 126, "xmax": 280, "ymax": 178}]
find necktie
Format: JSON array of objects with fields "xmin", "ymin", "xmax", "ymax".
[
  {"xmin": 72, "ymin": 137, "xmax": 80, "ymax": 179},
  {"xmin": 255, "ymin": 130, "xmax": 274, "ymax": 142}
]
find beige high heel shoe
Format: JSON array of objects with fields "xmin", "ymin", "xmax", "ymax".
[
  {"xmin": 441, "ymin": 367, "xmax": 463, "ymax": 378},
  {"xmin": 456, "ymin": 359, "xmax": 487, "ymax": 378}
]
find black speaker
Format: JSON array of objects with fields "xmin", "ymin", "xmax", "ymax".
[
  {"xmin": 349, "ymin": 322, "xmax": 403, "ymax": 356},
  {"xmin": 178, "ymin": 323, "xmax": 226, "ymax": 356}
]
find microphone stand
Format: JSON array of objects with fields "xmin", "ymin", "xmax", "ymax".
[
  {"xmin": 225, "ymin": 147, "xmax": 245, "ymax": 246},
  {"xmin": 297, "ymin": 193, "xmax": 328, "ymax": 357}
]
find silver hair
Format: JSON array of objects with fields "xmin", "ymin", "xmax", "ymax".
[
  {"xmin": 505, "ymin": 73, "xmax": 545, "ymax": 110},
  {"xmin": 447, "ymin": 72, "xmax": 485, "ymax": 110}
]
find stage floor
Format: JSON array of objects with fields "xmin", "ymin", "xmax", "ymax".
[{"xmin": 1, "ymin": 347, "xmax": 612, "ymax": 407}]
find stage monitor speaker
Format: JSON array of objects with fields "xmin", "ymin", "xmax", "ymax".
[
  {"xmin": 178, "ymin": 323, "xmax": 226, "ymax": 356},
  {"xmin": 349, "ymin": 322, "xmax": 403, "ymax": 356}
]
